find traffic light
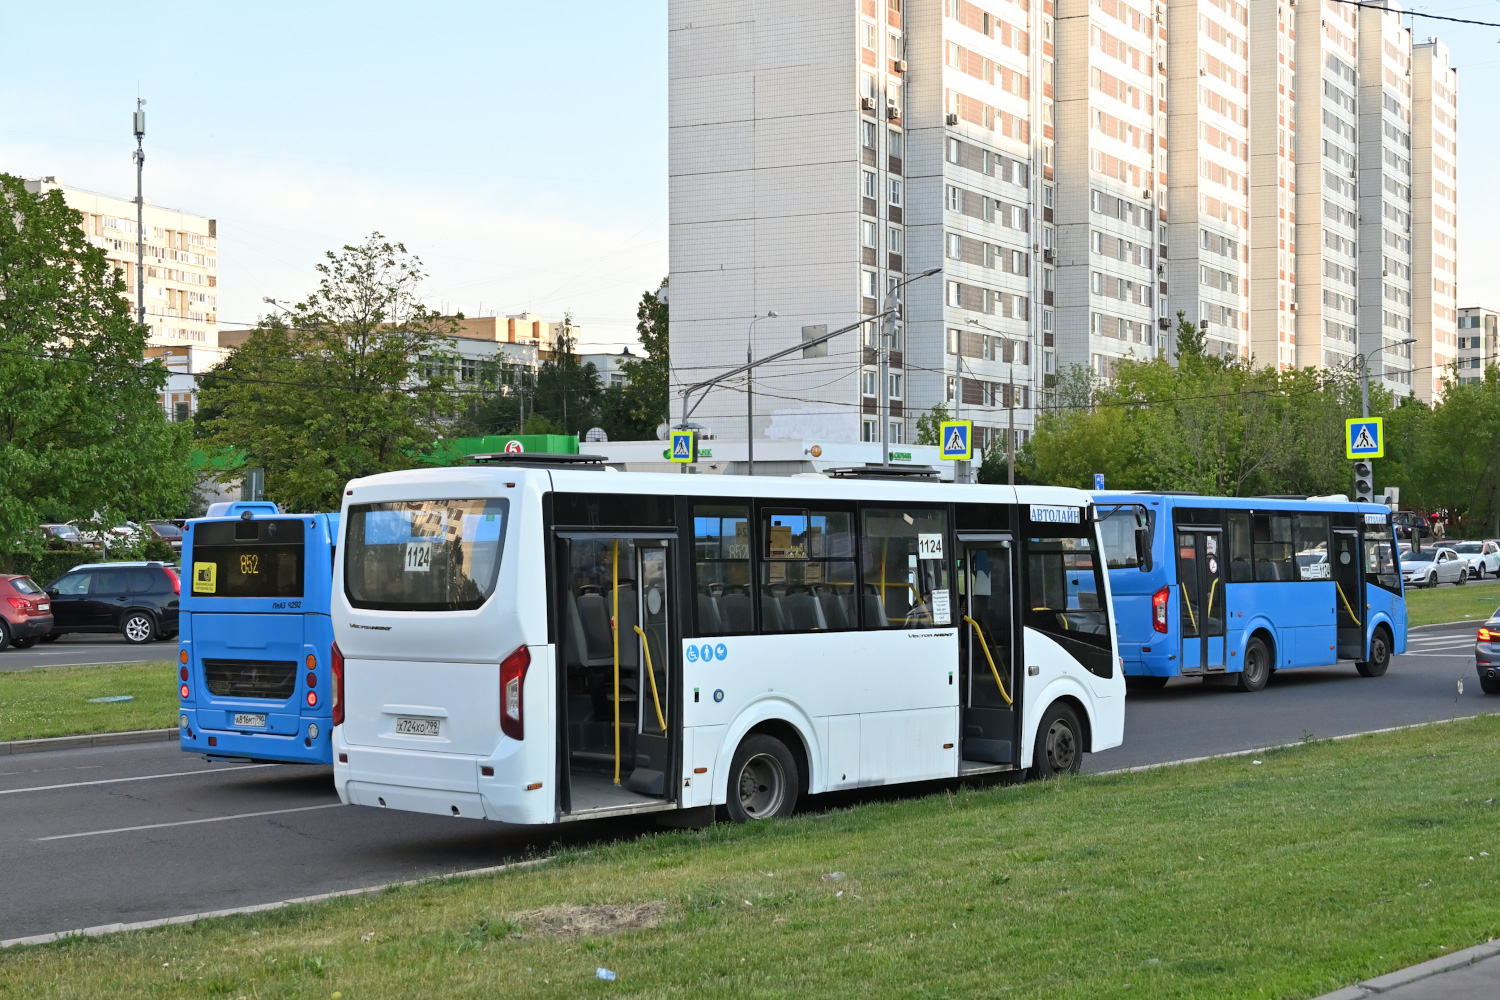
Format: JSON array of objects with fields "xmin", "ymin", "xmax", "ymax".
[{"xmin": 1353, "ymin": 460, "xmax": 1374, "ymax": 503}]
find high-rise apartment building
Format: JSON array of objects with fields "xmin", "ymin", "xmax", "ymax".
[
  {"xmin": 1411, "ymin": 38, "xmax": 1458, "ymax": 399},
  {"xmin": 1247, "ymin": 0, "xmax": 1297, "ymax": 370},
  {"xmin": 1455, "ymin": 306, "xmax": 1497, "ymax": 384}
]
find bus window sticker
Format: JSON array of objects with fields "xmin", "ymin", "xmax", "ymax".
[{"xmin": 193, "ymin": 561, "xmax": 216, "ymax": 594}]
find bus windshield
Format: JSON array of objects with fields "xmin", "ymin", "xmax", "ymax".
[
  {"xmin": 344, "ymin": 499, "xmax": 508, "ymax": 612},
  {"xmin": 1098, "ymin": 504, "xmax": 1152, "ymax": 569},
  {"xmin": 191, "ymin": 519, "xmax": 305, "ymax": 598}
]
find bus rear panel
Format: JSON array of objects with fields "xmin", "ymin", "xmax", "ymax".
[
  {"xmin": 1097, "ymin": 493, "xmax": 1406, "ymax": 686},
  {"xmin": 178, "ymin": 510, "xmax": 339, "ymax": 764}
]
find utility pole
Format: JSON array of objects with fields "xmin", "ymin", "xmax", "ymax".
[
  {"xmin": 881, "ymin": 268, "xmax": 943, "ymax": 466},
  {"xmin": 132, "ymin": 99, "xmax": 146, "ymax": 329},
  {"xmin": 746, "ymin": 311, "xmax": 777, "ymax": 476}
]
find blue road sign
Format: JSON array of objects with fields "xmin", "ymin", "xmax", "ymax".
[
  {"xmin": 670, "ymin": 429, "xmax": 697, "ymax": 464},
  {"xmin": 939, "ymin": 420, "xmax": 973, "ymax": 461},
  {"xmin": 1094, "ymin": 473, "xmax": 1105, "ymax": 490},
  {"xmin": 1345, "ymin": 418, "xmax": 1383, "ymax": 459}
]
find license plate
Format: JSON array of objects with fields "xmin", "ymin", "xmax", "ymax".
[
  {"xmin": 233, "ymin": 713, "xmax": 267, "ymax": 728},
  {"xmin": 395, "ymin": 716, "xmax": 441, "ymax": 737},
  {"xmin": 37, "ymin": 603, "xmax": 49, "ymax": 612}
]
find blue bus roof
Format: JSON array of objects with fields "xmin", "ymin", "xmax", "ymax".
[{"xmin": 1093, "ymin": 492, "xmax": 1393, "ymax": 515}]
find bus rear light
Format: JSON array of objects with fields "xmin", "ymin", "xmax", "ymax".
[
  {"xmin": 307, "ymin": 691, "xmax": 318, "ymax": 707},
  {"xmin": 330, "ymin": 642, "xmax": 345, "ymax": 727},
  {"xmin": 500, "ymin": 645, "xmax": 531, "ymax": 741},
  {"xmin": 1152, "ymin": 586, "xmax": 1170, "ymax": 633},
  {"xmin": 179, "ymin": 649, "xmax": 188, "ymax": 665},
  {"xmin": 180, "ymin": 683, "xmax": 189, "ymax": 698},
  {"xmin": 305, "ymin": 654, "xmax": 316, "ymax": 670},
  {"xmin": 306, "ymin": 671, "xmax": 317, "ymax": 688},
  {"xmin": 179, "ymin": 666, "xmax": 188, "ymax": 681}
]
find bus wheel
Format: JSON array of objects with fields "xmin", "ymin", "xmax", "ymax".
[
  {"xmin": 725, "ymin": 734, "xmax": 799, "ymax": 823},
  {"xmin": 1236, "ymin": 638, "xmax": 1270, "ymax": 692},
  {"xmin": 1357, "ymin": 627, "xmax": 1392, "ymax": 678},
  {"xmin": 1028, "ymin": 702, "xmax": 1083, "ymax": 779}
]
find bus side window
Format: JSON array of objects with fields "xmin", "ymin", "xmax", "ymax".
[
  {"xmin": 692, "ymin": 506, "xmax": 753, "ymax": 636},
  {"xmin": 760, "ymin": 508, "xmax": 857, "ymax": 633},
  {"xmin": 860, "ymin": 508, "xmax": 951, "ymax": 628},
  {"xmin": 1293, "ymin": 514, "xmax": 1330, "ymax": 581},
  {"xmin": 1226, "ymin": 513, "xmax": 1253, "ymax": 582},
  {"xmin": 1253, "ymin": 514, "xmax": 1295, "ymax": 582}
]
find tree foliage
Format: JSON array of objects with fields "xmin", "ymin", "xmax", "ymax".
[
  {"xmin": 0, "ymin": 173, "xmax": 194, "ymax": 560},
  {"xmin": 196, "ymin": 234, "xmax": 463, "ymax": 512}
]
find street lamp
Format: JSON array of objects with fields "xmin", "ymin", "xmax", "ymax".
[
  {"xmin": 880, "ymin": 267, "xmax": 943, "ymax": 467},
  {"xmin": 1355, "ymin": 337, "xmax": 1417, "ymax": 418},
  {"xmin": 746, "ymin": 310, "xmax": 778, "ymax": 476},
  {"xmin": 967, "ymin": 318, "xmax": 1033, "ymax": 486}
]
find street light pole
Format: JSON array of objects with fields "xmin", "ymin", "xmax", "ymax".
[
  {"xmin": 1357, "ymin": 337, "xmax": 1417, "ymax": 419},
  {"xmin": 881, "ymin": 267, "xmax": 943, "ymax": 467},
  {"xmin": 968, "ymin": 317, "xmax": 1031, "ymax": 486},
  {"xmin": 746, "ymin": 310, "xmax": 778, "ymax": 476}
]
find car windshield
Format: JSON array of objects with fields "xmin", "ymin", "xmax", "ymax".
[
  {"xmin": 150, "ymin": 522, "xmax": 183, "ymax": 539},
  {"xmin": 1453, "ymin": 542, "xmax": 1481, "ymax": 554},
  {"xmin": 48, "ymin": 525, "xmax": 80, "ymax": 540},
  {"xmin": 1405, "ymin": 551, "xmax": 1437, "ymax": 564}
]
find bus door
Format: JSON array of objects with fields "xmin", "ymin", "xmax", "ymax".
[
  {"xmin": 1331, "ymin": 529, "xmax": 1365, "ymax": 660},
  {"xmin": 1176, "ymin": 527, "xmax": 1226, "ymax": 672},
  {"xmin": 957, "ymin": 535, "xmax": 1017, "ymax": 765},
  {"xmin": 555, "ymin": 532, "xmax": 676, "ymax": 813}
]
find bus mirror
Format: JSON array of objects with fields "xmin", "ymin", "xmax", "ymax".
[{"xmin": 1135, "ymin": 525, "xmax": 1152, "ymax": 572}]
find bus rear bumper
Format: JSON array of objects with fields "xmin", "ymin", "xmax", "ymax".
[
  {"xmin": 1119, "ymin": 643, "xmax": 1177, "ymax": 677},
  {"xmin": 179, "ymin": 710, "xmax": 333, "ymax": 765},
  {"xmin": 332, "ymin": 728, "xmax": 552, "ymax": 825}
]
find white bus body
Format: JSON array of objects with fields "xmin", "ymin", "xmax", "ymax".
[{"xmin": 330, "ymin": 465, "xmax": 1124, "ymax": 825}]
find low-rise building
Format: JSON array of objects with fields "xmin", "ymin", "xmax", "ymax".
[{"xmin": 1456, "ymin": 306, "xmax": 1499, "ymax": 384}]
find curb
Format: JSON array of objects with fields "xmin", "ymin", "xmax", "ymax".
[
  {"xmin": 0, "ymin": 857, "xmax": 552, "ymax": 949},
  {"xmin": 0, "ymin": 729, "xmax": 175, "ymax": 756},
  {"xmin": 1309, "ymin": 939, "xmax": 1500, "ymax": 999},
  {"xmin": 1408, "ymin": 620, "xmax": 1486, "ymax": 632}
]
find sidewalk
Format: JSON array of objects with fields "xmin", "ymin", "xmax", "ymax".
[{"xmin": 1312, "ymin": 940, "xmax": 1500, "ymax": 999}]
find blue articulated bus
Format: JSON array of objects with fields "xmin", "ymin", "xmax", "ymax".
[
  {"xmin": 178, "ymin": 503, "xmax": 340, "ymax": 763},
  {"xmin": 1095, "ymin": 492, "xmax": 1407, "ymax": 691}
]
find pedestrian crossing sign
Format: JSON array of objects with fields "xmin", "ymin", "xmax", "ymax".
[
  {"xmin": 1346, "ymin": 417, "xmax": 1383, "ymax": 459},
  {"xmin": 939, "ymin": 420, "xmax": 973, "ymax": 461},
  {"xmin": 670, "ymin": 429, "xmax": 697, "ymax": 464}
]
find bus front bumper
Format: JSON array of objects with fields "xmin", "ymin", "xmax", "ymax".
[
  {"xmin": 332, "ymin": 727, "xmax": 553, "ymax": 825},
  {"xmin": 179, "ymin": 709, "xmax": 332, "ymax": 765}
]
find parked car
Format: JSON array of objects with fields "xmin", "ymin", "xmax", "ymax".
[
  {"xmin": 1400, "ymin": 546, "xmax": 1468, "ymax": 588},
  {"xmin": 38, "ymin": 523, "xmax": 91, "ymax": 549},
  {"xmin": 1475, "ymin": 608, "xmax": 1500, "ymax": 694},
  {"xmin": 42, "ymin": 562, "xmax": 180, "ymax": 644},
  {"xmin": 0, "ymin": 575, "xmax": 53, "ymax": 651},
  {"xmin": 1440, "ymin": 540, "xmax": 1500, "ymax": 579},
  {"xmin": 144, "ymin": 520, "xmax": 184, "ymax": 552},
  {"xmin": 1392, "ymin": 512, "xmax": 1432, "ymax": 540}
]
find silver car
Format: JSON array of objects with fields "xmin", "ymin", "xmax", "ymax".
[{"xmin": 1401, "ymin": 546, "xmax": 1468, "ymax": 588}]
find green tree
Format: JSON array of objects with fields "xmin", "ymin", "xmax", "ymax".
[
  {"xmin": 914, "ymin": 403, "xmax": 950, "ymax": 446},
  {"xmin": 529, "ymin": 318, "xmax": 603, "ymax": 436},
  {"xmin": 197, "ymin": 234, "xmax": 463, "ymax": 512},
  {"xmin": 0, "ymin": 173, "xmax": 195, "ymax": 564},
  {"xmin": 602, "ymin": 279, "xmax": 671, "ymax": 441},
  {"xmin": 1174, "ymin": 309, "xmax": 1205, "ymax": 360}
]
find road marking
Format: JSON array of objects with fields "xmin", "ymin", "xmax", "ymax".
[
  {"xmin": 0, "ymin": 765, "xmax": 272, "ymax": 796},
  {"xmin": 35, "ymin": 803, "xmax": 342, "ymax": 841},
  {"xmin": 0, "ymin": 857, "xmax": 553, "ymax": 948}
]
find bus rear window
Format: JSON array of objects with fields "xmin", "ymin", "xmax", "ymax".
[
  {"xmin": 192, "ymin": 519, "xmax": 305, "ymax": 598},
  {"xmin": 344, "ymin": 499, "xmax": 507, "ymax": 612}
]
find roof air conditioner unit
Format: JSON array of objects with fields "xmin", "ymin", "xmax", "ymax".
[
  {"xmin": 1290, "ymin": 302, "xmax": 1298, "ymax": 311},
  {"xmin": 946, "ymin": 112, "xmax": 959, "ymax": 126},
  {"xmin": 861, "ymin": 97, "xmax": 877, "ymax": 112},
  {"xmin": 894, "ymin": 59, "xmax": 908, "ymax": 73}
]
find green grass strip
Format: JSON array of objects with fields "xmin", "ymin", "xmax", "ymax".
[
  {"xmin": 1404, "ymin": 578, "xmax": 1500, "ymax": 627},
  {"xmin": 4, "ymin": 716, "xmax": 1500, "ymax": 997},
  {"xmin": 0, "ymin": 662, "xmax": 176, "ymax": 742}
]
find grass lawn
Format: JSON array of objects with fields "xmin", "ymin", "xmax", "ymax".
[
  {"xmin": 0, "ymin": 661, "xmax": 176, "ymax": 742},
  {"xmin": 1404, "ymin": 578, "xmax": 1500, "ymax": 627},
  {"xmin": 4, "ymin": 718, "xmax": 1500, "ymax": 998}
]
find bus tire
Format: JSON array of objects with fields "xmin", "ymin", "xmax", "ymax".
[
  {"xmin": 724, "ymin": 734, "xmax": 799, "ymax": 823},
  {"xmin": 1125, "ymin": 675, "xmax": 1169, "ymax": 691},
  {"xmin": 1028, "ymin": 702, "xmax": 1083, "ymax": 780},
  {"xmin": 1357, "ymin": 627, "xmax": 1392, "ymax": 678},
  {"xmin": 1236, "ymin": 637, "xmax": 1271, "ymax": 692}
]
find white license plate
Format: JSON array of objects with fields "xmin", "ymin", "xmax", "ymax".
[
  {"xmin": 233, "ymin": 713, "xmax": 267, "ymax": 728},
  {"xmin": 395, "ymin": 716, "xmax": 441, "ymax": 737},
  {"xmin": 37, "ymin": 603, "xmax": 49, "ymax": 612}
]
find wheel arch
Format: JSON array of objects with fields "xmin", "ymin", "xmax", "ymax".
[
  {"xmin": 712, "ymin": 698, "xmax": 818, "ymax": 804},
  {"xmin": 1238, "ymin": 616, "xmax": 1280, "ymax": 668},
  {"xmin": 1021, "ymin": 676, "xmax": 1098, "ymax": 765}
]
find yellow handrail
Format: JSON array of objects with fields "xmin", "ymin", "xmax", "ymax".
[
  {"xmin": 962, "ymin": 615, "xmax": 1013, "ymax": 706},
  {"xmin": 1335, "ymin": 581, "xmax": 1361, "ymax": 625},
  {"xmin": 1182, "ymin": 589, "xmax": 1197, "ymax": 632},
  {"xmin": 633, "ymin": 625, "xmax": 668, "ymax": 733},
  {"xmin": 1206, "ymin": 577, "xmax": 1219, "ymax": 620},
  {"xmin": 612, "ymin": 540, "xmax": 621, "ymax": 786}
]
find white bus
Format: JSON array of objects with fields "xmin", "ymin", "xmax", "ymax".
[{"xmin": 329, "ymin": 458, "xmax": 1124, "ymax": 825}]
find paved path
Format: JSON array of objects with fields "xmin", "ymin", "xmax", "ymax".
[
  {"xmin": 0, "ymin": 634, "xmax": 174, "ymax": 672},
  {"xmin": 0, "ymin": 627, "xmax": 1494, "ymax": 950}
]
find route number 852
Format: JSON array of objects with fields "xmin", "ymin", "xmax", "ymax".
[{"xmin": 239, "ymin": 553, "xmax": 259, "ymax": 575}]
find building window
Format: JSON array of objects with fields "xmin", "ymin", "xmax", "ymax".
[
  {"xmin": 888, "ymin": 226, "xmax": 903, "ymax": 254},
  {"xmin": 947, "ymin": 185, "xmax": 960, "ymax": 211},
  {"xmin": 888, "ymin": 178, "xmax": 903, "ymax": 207},
  {"xmin": 889, "ymin": 421, "xmax": 905, "ymax": 445},
  {"xmin": 862, "ymin": 419, "xmax": 877, "ymax": 442},
  {"xmin": 862, "ymin": 270, "xmax": 879, "ymax": 298},
  {"xmin": 888, "ymin": 129, "xmax": 903, "ymax": 157},
  {"xmin": 862, "ymin": 370, "xmax": 877, "ymax": 397},
  {"xmin": 863, "ymin": 220, "xmax": 878, "ymax": 248},
  {"xmin": 947, "ymin": 232, "xmax": 962, "ymax": 259},
  {"xmin": 863, "ymin": 170, "xmax": 878, "ymax": 199},
  {"xmin": 863, "ymin": 120, "xmax": 878, "ymax": 150},
  {"xmin": 889, "ymin": 373, "xmax": 903, "ymax": 399},
  {"xmin": 862, "ymin": 21, "xmax": 877, "ymax": 50}
]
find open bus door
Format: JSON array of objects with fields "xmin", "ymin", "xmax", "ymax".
[
  {"xmin": 554, "ymin": 532, "xmax": 677, "ymax": 818},
  {"xmin": 1331, "ymin": 529, "xmax": 1365, "ymax": 661},
  {"xmin": 956, "ymin": 534, "xmax": 1017, "ymax": 767},
  {"xmin": 1175, "ymin": 527, "xmax": 1226, "ymax": 673}
]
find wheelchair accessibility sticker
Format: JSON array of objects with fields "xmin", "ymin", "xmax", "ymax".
[{"xmin": 687, "ymin": 642, "xmax": 729, "ymax": 663}]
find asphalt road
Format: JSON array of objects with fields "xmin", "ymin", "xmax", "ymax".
[
  {"xmin": 0, "ymin": 634, "xmax": 175, "ymax": 672},
  {"xmin": 0, "ymin": 623, "xmax": 1493, "ymax": 944}
]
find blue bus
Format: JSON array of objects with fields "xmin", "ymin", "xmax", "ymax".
[
  {"xmin": 1095, "ymin": 493, "xmax": 1407, "ymax": 691},
  {"xmin": 178, "ymin": 503, "xmax": 340, "ymax": 763}
]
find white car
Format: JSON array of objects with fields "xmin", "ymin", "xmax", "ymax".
[
  {"xmin": 1401, "ymin": 546, "xmax": 1468, "ymax": 588},
  {"xmin": 1443, "ymin": 540, "xmax": 1500, "ymax": 579}
]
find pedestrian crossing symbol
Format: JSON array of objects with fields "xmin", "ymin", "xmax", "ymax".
[
  {"xmin": 939, "ymin": 420, "xmax": 973, "ymax": 461},
  {"xmin": 670, "ymin": 429, "xmax": 698, "ymax": 464},
  {"xmin": 1345, "ymin": 417, "xmax": 1383, "ymax": 459}
]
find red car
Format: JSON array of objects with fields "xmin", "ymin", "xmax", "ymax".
[{"xmin": 1, "ymin": 575, "xmax": 53, "ymax": 650}]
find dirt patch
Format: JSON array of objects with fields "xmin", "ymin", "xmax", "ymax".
[{"xmin": 511, "ymin": 902, "xmax": 667, "ymax": 938}]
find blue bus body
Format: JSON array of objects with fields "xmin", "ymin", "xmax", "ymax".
[
  {"xmin": 1095, "ymin": 493, "xmax": 1407, "ymax": 683},
  {"xmin": 178, "ymin": 507, "xmax": 340, "ymax": 763}
]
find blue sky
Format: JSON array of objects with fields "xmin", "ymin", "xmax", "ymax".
[
  {"xmin": 2, "ymin": 2, "xmax": 1499, "ymax": 352},
  {"xmin": 0, "ymin": 2, "xmax": 668, "ymax": 350}
]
